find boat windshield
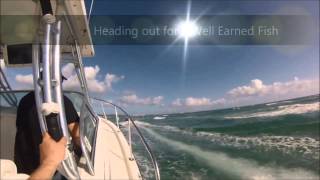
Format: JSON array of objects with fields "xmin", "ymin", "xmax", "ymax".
[{"xmin": 63, "ymin": 91, "xmax": 98, "ymax": 169}]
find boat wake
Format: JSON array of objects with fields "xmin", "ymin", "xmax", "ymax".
[
  {"xmin": 136, "ymin": 121, "xmax": 320, "ymax": 160},
  {"xmin": 142, "ymin": 127, "xmax": 319, "ymax": 180}
]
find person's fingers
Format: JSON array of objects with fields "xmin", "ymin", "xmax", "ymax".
[
  {"xmin": 42, "ymin": 132, "xmax": 50, "ymax": 140},
  {"xmin": 58, "ymin": 136, "xmax": 67, "ymax": 145},
  {"xmin": 43, "ymin": 132, "xmax": 49, "ymax": 137}
]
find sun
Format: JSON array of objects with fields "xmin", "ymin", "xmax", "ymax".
[{"xmin": 176, "ymin": 20, "xmax": 199, "ymax": 39}]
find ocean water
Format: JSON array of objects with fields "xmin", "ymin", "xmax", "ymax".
[{"xmin": 130, "ymin": 95, "xmax": 320, "ymax": 180}]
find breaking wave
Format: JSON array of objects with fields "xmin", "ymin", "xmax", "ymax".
[
  {"xmin": 225, "ymin": 102, "xmax": 319, "ymax": 119},
  {"xmin": 266, "ymin": 101, "xmax": 292, "ymax": 106}
]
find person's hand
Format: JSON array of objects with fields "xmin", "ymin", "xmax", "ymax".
[
  {"xmin": 39, "ymin": 133, "xmax": 67, "ymax": 168},
  {"xmin": 29, "ymin": 134, "xmax": 67, "ymax": 179}
]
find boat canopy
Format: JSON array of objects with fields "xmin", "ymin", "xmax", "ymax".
[{"xmin": 0, "ymin": 0, "xmax": 94, "ymax": 67}]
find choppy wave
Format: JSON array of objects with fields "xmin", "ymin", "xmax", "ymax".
[
  {"xmin": 225, "ymin": 102, "xmax": 319, "ymax": 119},
  {"xmin": 136, "ymin": 121, "xmax": 320, "ymax": 160},
  {"xmin": 143, "ymin": 128, "xmax": 319, "ymax": 180}
]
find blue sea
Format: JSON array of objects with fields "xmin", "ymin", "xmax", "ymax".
[{"xmin": 130, "ymin": 95, "xmax": 319, "ymax": 180}]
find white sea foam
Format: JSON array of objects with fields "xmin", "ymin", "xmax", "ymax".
[
  {"xmin": 266, "ymin": 102, "xmax": 278, "ymax": 106},
  {"xmin": 143, "ymin": 128, "xmax": 319, "ymax": 180},
  {"xmin": 153, "ymin": 116, "xmax": 166, "ymax": 120},
  {"xmin": 225, "ymin": 102, "xmax": 319, "ymax": 119},
  {"xmin": 196, "ymin": 131, "xmax": 320, "ymax": 160},
  {"xmin": 134, "ymin": 152, "xmax": 154, "ymax": 179},
  {"xmin": 136, "ymin": 121, "xmax": 184, "ymax": 133},
  {"xmin": 266, "ymin": 100, "xmax": 292, "ymax": 106},
  {"xmin": 136, "ymin": 121, "xmax": 320, "ymax": 160}
]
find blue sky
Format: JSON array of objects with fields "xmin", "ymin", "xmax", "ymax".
[{"xmin": 3, "ymin": 0, "xmax": 319, "ymax": 114}]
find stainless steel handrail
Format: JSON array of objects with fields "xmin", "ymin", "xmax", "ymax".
[
  {"xmin": 90, "ymin": 97, "xmax": 161, "ymax": 180},
  {"xmin": 33, "ymin": 16, "xmax": 80, "ymax": 179},
  {"xmin": 72, "ymin": 42, "xmax": 96, "ymax": 176}
]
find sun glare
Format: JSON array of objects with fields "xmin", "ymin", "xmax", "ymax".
[{"xmin": 177, "ymin": 21, "xmax": 199, "ymax": 39}]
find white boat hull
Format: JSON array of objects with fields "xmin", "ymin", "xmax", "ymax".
[{"xmin": 78, "ymin": 117, "xmax": 142, "ymax": 179}]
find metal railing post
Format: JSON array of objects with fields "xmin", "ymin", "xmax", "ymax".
[
  {"xmin": 42, "ymin": 19, "xmax": 53, "ymax": 103},
  {"xmin": 74, "ymin": 42, "xmax": 90, "ymax": 101},
  {"xmin": 52, "ymin": 20, "xmax": 70, "ymax": 139},
  {"xmin": 73, "ymin": 42, "xmax": 96, "ymax": 176},
  {"xmin": 52, "ymin": 20, "xmax": 80, "ymax": 179},
  {"xmin": 100, "ymin": 102, "xmax": 107, "ymax": 119},
  {"xmin": 115, "ymin": 106, "xmax": 119, "ymax": 128},
  {"xmin": 128, "ymin": 118, "xmax": 133, "ymax": 160},
  {"xmin": 32, "ymin": 44, "xmax": 47, "ymax": 133}
]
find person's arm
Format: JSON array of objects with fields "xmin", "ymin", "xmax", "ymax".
[
  {"xmin": 29, "ymin": 133, "xmax": 67, "ymax": 180},
  {"xmin": 63, "ymin": 96, "xmax": 81, "ymax": 147},
  {"xmin": 28, "ymin": 162, "xmax": 58, "ymax": 180},
  {"xmin": 68, "ymin": 122, "xmax": 80, "ymax": 146}
]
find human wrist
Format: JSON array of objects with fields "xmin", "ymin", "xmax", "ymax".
[
  {"xmin": 29, "ymin": 160, "xmax": 59, "ymax": 179},
  {"xmin": 41, "ymin": 160, "xmax": 60, "ymax": 170}
]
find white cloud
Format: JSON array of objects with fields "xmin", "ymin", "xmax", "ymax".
[
  {"xmin": 120, "ymin": 94, "xmax": 164, "ymax": 106},
  {"xmin": 14, "ymin": 63, "xmax": 124, "ymax": 93},
  {"xmin": 227, "ymin": 79, "xmax": 265, "ymax": 97},
  {"xmin": 171, "ymin": 77, "xmax": 318, "ymax": 110},
  {"xmin": 153, "ymin": 96, "xmax": 164, "ymax": 105},
  {"xmin": 185, "ymin": 97, "xmax": 213, "ymax": 106},
  {"xmin": 172, "ymin": 97, "xmax": 225, "ymax": 107},
  {"xmin": 227, "ymin": 78, "xmax": 319, "ymax": 100},
  {"xmin": 64, "ymin": 64, "xmax": 125, "ymax": 93},
  {"xmin": 172, "ymin": 98, "xmax": 182, "ymax": 106},
  {"xmin": 61, "ymin": 63, "xmax": 74, "ymax": 78},
  {"xmin": 211, "ymin": 98, "xmax": 227, "ymax": 105},
  {"xmin": 105, "ymin": 73, "xmax": 125, "ymax": 89},
  {"xmin": 85, "ymin": 66, "xmax": 99, "ymax": 79}
]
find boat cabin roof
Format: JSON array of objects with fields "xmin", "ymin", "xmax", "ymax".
[{"xmin": 1, "ymin": 0, "xmax": 94, "ymax": 67}]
